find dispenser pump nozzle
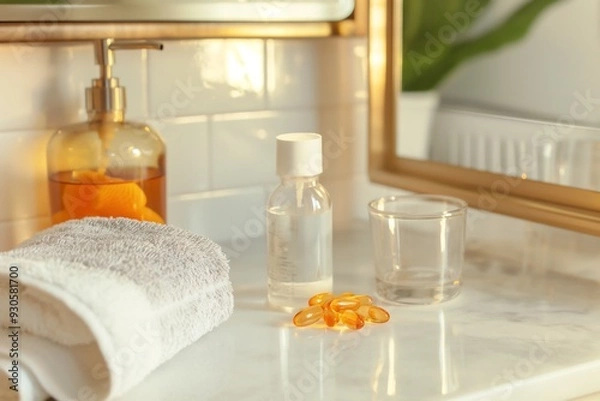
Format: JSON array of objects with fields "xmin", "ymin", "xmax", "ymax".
[{"xmin": 86, "ymin": 39, "xmax": 163, "ymax": 119}]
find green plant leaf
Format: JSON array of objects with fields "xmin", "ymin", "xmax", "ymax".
[
  {"xmin": 404, "ymin": 0, "xmax": 563, "ymax": 91},
  {"xmin": 403, "ymin": 0, "xmax": 424, "ymax": 53},
  {"xmin": 402, "ymin": 0, "xmax": 492, "ymax": 91},
  {"xmin": 409, "ymin": 0, "xmax": 471, "ymax": 39}
]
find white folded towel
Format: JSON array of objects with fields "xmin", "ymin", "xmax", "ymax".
[{"xmin": 0, "ymin": 217, "xmax": 234, "ymax": 401}]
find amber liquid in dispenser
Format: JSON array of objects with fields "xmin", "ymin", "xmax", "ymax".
[
  {"xmin": 48, "ymin": 167, "xmax": 166, "ymax": 225},
  {"xmin": 46, "ymin": 39, "xmax": 168, "ymax": 226}
]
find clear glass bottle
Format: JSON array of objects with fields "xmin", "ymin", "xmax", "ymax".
[
  {"xmin": 46, "ymin": 39, "xmax": 166, "ymax": 225},
  {"xmin": 267, "ymin": 133, "xmax": 333, "ymax": 311}
]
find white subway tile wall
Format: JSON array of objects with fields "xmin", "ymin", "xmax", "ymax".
[
  {"xmin": 0, "ymin": 37, "xmax": 375, "ymax": 251},
  {"xmin": 0, "ymin": 130, "xmax": 52, "ymax": 221},
  {"xmin": 157, "ymin": 117, "xmax": 210, "ymax": 195},
  {"xmin": 265, "ymin": 40, "xmax": 318, "ymax": 110},
  {"xmin": 147, "ymin": 40, "xmax": 266, "ymax": 117},
  {"xmin": 0, "ymin": 45, "xmax": 53, "ymax": 132},
  {"xmin": 210, "ymin": 110, "xmax": 317, "ymax": 189}
]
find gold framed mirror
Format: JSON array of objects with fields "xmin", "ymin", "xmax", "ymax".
[{"xmin": 367, "ymin": 0, "xmax": 600, "ymax": 236}]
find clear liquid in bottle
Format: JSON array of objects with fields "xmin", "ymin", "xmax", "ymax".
[{"xmin": 267, "ymin": 208, "xmax": 332, "ymax": 311}]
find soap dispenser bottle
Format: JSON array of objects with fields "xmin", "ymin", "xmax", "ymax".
[{"xmin": 47, "ymin": 39, "xmax": 166, "ymax": 225}]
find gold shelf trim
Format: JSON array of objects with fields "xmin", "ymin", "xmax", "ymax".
[{"xmin": 0, "ymin": 3, "xmax": 367, "ymax": 43}]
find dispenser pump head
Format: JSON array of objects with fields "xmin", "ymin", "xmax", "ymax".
[{"xmin": 86, "ymin": 39, "xmax": 163, "ymax": 118}]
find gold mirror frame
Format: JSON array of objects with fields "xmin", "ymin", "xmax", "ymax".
[
  {"xmin": 0, "ymin": 3, "xmax": 366, "ymax": 42},
  {"xmin": 367, "ymin": 0, "xmax": 600, "ymax": 237}
]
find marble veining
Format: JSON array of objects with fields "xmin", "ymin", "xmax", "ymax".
[{"xmin": 115, "ymin": 223, "xmax": 600, "ymax": 401}]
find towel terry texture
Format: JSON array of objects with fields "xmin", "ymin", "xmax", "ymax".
[{"xmin": 0, "ymin": 217, "xmax": 234, "ymax": 401}]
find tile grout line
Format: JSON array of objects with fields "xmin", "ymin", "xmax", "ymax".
[
  {"xmin": 263, "ymin": 39, "xmax": 271, "ymax": 110},
  {"xmin": 141, "ymin": 48, "xmax": 150, "ymax": 119},
  {"xmin": 207, "ymin": 115, "xmax": 214, "ymax": 190}
]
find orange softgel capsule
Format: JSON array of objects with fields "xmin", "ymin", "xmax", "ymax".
[
  {"xmin": 340, "ymin": 310, "xmax": 365, "ymax": 330},
  {"xmin": 308, "ymin": 292, "xmax": 334, "ymax": 306},
  {"xmin": 292, "ymin": 291, "xmax": 390, "ymax": 330},
  {"xmin": 353, "ymin": 294, "xmax": 373, "ymax": 305},
  {"xmin": 330, "ymin": 297, "xmax": 360, "ymax": 313},
  {"xmin": 356, "ymin": 305, "xmax": 371, "ymax": 319},
  {"xmin": 293, "ymin": 305, "xmax": 324, "ymax": 327},
  {"xmin": 322, "ymin": 299, "xmax": 338, "ymax": 327},
  {"xmin": 367, "ymin": 305, "xmax": 390, "ymax": 323}
]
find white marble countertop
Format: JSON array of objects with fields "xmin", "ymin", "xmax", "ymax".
[{"xmin": 116, "ymin": 222, "xmax": 600, "ymax": 401}]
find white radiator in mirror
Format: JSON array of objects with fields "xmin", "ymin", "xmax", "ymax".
[{"xmin": 430, "ymin": 106, "xmax": 600, "ymax": 192}]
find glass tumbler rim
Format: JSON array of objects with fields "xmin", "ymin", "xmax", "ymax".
[{"xmin": 368, "ymin": 194, "xmax": 468, "ymax": 220}]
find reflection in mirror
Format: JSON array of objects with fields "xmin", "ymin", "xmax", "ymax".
[{"xmin": 396, "ymin": 0, "xmax": 600, "ymax": 192}]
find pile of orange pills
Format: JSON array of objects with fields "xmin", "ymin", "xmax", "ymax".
[{"xmin": 292, "ymin": 292, "xmax": 390, "ymax": 330}]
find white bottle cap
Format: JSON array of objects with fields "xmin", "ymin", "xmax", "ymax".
[{"xmin": 276, "ymin": 133, "xmax": 323, "ymax": 177}]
